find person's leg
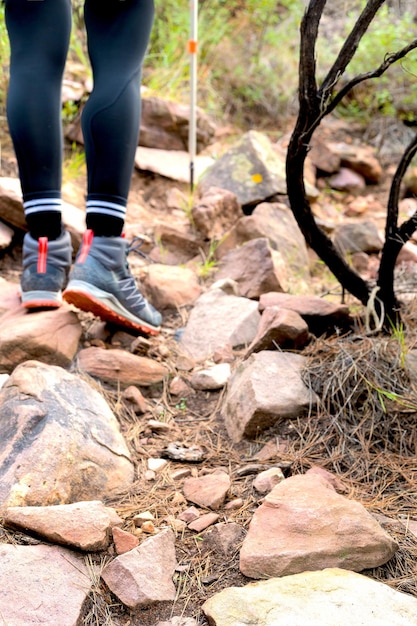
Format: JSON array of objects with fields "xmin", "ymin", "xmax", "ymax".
[
  {"xmin": 64, "ymin": 0, "xmax": 161, "ymax": 335},
  {"xmin": 5, "ymin": 0, "xmax": 73, "ymax": 307},
  {"xmin": 82, "ymin": 0, "xmax": 155, "ymax": 236}
]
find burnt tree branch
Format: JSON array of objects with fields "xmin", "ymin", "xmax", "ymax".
[{"xmin": 286, "ymin": 0, "xmax": 417, "ymax": 325}]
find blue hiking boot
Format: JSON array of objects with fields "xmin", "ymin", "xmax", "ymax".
[
  {"xmin": 21, "ymin": 231, "xmax": 72, "ymax": 309},
  {"xmin": 63, "ymin": 230, "xmax": 162, "ymax": 335}
]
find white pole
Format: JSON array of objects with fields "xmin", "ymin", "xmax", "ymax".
[{"xmin": 189, "ymin": 0, "xmax": 198, "ymax": 191}]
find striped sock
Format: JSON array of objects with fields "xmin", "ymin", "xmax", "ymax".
[
  {"xmin": 85, "ymin": 197, "xmax": 126, "ymax": 237},
  {"xmin": 23, "ymin": 196, "xmax": 63, "ymax": 240}
]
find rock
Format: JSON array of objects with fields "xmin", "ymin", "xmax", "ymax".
[
  {"xmin": 333, "ymin": 220, "xmax": 384, "ymax": 255},
  {"xmin": 121, "ymin": 385, "xmax": 149, "ymax": 413},
  {"xmin": 188, "ymin": 513, "xmax": 220, "ymax": 532},
  {"xmin": 190, "ymin": 363, "xmax": 231, "ymax": 390},
  {"xmin": 0, "ymin": 279, "xmax": 21, "ymax": 316},
  {"xmin": 0, "ymin": 176, "xmax": 85, "ymax": 247},
  {"xmin": 0, "ymin": 220, "xmax": 14, "ymax": 249},
  {"xmin": 202, "ymin": 568, "xmax": 417, "ymax": 626},
  {"xmin": 112, "ymin": 526, "xmax": 140, "ymax": 555},
  {"xmin": 178, "ymin": 506, "xmax": 200, "ymax": 523},
  {"xmin": 135, "ymin": 147, "xmax": 214, "ymax": 183},
  {"xmin": 101, "ymin": 528, "xmax": 177, "ymax": 608},
  {"xmin": 253, "ymin": 467, "xmax": 285, "ymax": 494},
  {"xmin": 0, "ymin": 361, "xmax": 134, "ymax": 508},
  {"xmin": 223, "ymin": 351, "xmax": 317, "ymax": 442},
  {"xmin": 179, "ymin": 288, "xmax": 261, "ymax": 361},
  {"xmin": 3, "ymin": 500, "xmax": 122, "ymax": 551},
  {"xmin": 308, "ymin": 136, "xmax": 341, "ymax": 174},
  {"xmin": 143, "ymin": 264, "xmax": 202, "ymax": 310},
  {"xmin": 0, "ymin": 543, "xmax": 92, "ymax": 626},
  {"xmin": 198, "ymin": 131, "xmax": 319, "ymax": 209},
  {"xmin": 216, "ymin": 202, "xmax": 310, "ymax": 292},
  {"xmin": 0, "ymin": 176, "xmax": 26, "ymax": 230},
  {"xmin": 140, "ymin": 96, "xmax": 216, "ymax": 152},
  {"xmin": 183, "ymin": 472, "xmax": 231, "ymax": 509},
  {"xmin": 203, "ymin": 522, "xmax": 245, "ymax": 555},
  {"xmin": 77, "ymin": 346, "xmax": 168, "ymax": 388},
  {"xmin": 214, "ymin": 238, "xmax": 284, "ymax": 299},
  {"xmin": 239, "ymin": 473, "xmax": 398, "ymax": 579},
  {"xmin": 328, "ymin": 167, "xmax": 366, "ymax": 193},
  {"xmin": 0, "ymin": 306, "xmax": 82, "ymax": 374},
  {"xmin": 244, "ymin": 306, "xmax": 310, "ymax": 357},
  {"xmin": 258, "ymin": 292, "xmax": 352, "ymax": 336},
  {"xmin": 151, "ymin": 224, "xmax": 204, "ymax": 264},
  {"xmin": 191, "ymin": 187, "xmax": 242, "ymax": 239},
  {"xmin": 328, "ymin": 142, "xmax": 383, "ymax": 184}
]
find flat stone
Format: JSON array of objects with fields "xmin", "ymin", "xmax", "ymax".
[
  {"xmin": 77, "ymin": 346, "xmax": 168, "ymax": 388},
  {"xmin": 0, "ymin": 543, "xmax": 92, "ymax": 626},
  {"xmin": 0, "ymin": 306, "xmax": 82, "ymax": 374},
  {"xmin": 183, "ymin": 472, "xmax": 231, "ymax": 509},
  {"xmin": 203, "ymin": 568, "xmax": 417, "ymax": 626},
  {"xmin": 3, "ymin": 500, "xmax": 122, "ymax": 551}
]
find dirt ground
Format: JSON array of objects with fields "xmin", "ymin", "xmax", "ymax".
[{"xmin": 2, "ymin": 116, "xmax": 417, "ymax": 625}]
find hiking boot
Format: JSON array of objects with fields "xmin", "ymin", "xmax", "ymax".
[
  {"xmin": 63, "ymin": 230, "xmax": 162, "ymax": 335},
  {"xmin": 21, "ymin": 231, "xmax": 72, "ymax": 309}
]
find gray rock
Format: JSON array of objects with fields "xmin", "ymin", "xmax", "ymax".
[
  {"xmin": 179, "ymin": 288, "xmax": 261, "ymax": 361},
  {"xmin": 0, "ymin": 543, "xmax": 92, "ymax": 626},
  {"xmin": 333, "ymin": 220, "xmax": 384, "ymax": 255},
  {"xmin": 223, "ymin": 351, "xmax": 317, "ymax": 441},
  {"xmin": 101, "ymin": 528, "xmax": 177, "ymax": 608},
  {"xmin": 199, "ymin": 131, "xmax": 318, "ymax": 208},
  {"xmin": 203, "ymin": 568, "xmax": 417, "ymax": 626},
  {"xmin": 0, "ymin": 360, "xmax": 134, "ymax": 509}
]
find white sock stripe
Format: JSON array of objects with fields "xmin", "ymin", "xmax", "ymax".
[
  {"xmin": 24, "ymin": 198, "xmax": 62, "ymax": 210},
  {"xmin": 86, "ymin": 200, "xmax": 127, "ymax": 212},
  {"xmin": 86, "ymin": 207, "xmax": 127, "ymax": 219},
  {"xmin": 24, "ymin": 206, "xmax": 63, "ymax": 216}
]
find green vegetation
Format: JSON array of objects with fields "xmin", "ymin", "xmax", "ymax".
[{"xmin": 1, "ymin": 2, "xmax": 417, "ymax": 127}]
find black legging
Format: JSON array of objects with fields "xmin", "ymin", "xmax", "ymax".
[{"xmin": 5, "ymin": 0, "xmax": 154, "ymax": 238}]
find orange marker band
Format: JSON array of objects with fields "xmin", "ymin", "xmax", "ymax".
[{"xmin": 188, "ymin": 40, "xmax": 198, "ymax": 54}]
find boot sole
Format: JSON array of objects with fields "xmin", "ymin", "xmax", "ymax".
[
  {"xmin": 63, "ymin": 284, "xmax": 161, "ymax": 336},
  {"xmin": 21, "ymin": 290, "xmax": 62, "ymax": 309}
]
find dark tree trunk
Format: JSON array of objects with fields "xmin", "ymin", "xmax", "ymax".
[{"xmin": 286, "ymin": 0, "xmax": 417, "ymax": 329}]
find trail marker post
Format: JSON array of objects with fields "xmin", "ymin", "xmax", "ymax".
[{"xmin": 188, "ymin": 0, "xmax": 198, "ymax": 191}]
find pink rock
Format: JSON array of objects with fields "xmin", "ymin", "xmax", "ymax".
[
  {"xmin": 112, "ymin": 527, "xmax": 140, "ymax": 555},
  {"xmin": 244, "ymin": 306, "xmax": 309, "ymax": 357},
  {"xmin": 188, "ymin": 513, "xmax": 220, "ymax": 532},
  {"xmin": 183, "ymin": 472, "xmax": 231, "ymax": 509},
  {"xmin": 4, "ymin": 500, "xmax": 122, "ymax": 551},
  {"xmin": 240, "ymin": 473, "xmax": 398, "ymax": 579},
  {"xmin": 0, "ymin": 543, "xmax": 91, "ymax": 625},
  {"xmin": 77, "ymin": 346, "xmax": 168, "ymax": 388},
  {"xmin": 102, "ymin": 528, "xmax": 177, "ymax": 608}
]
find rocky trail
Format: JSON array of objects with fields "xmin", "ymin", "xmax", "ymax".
[{"xmin": 1, "ymin": 97, "xmax": 417, "ymax": 625}]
